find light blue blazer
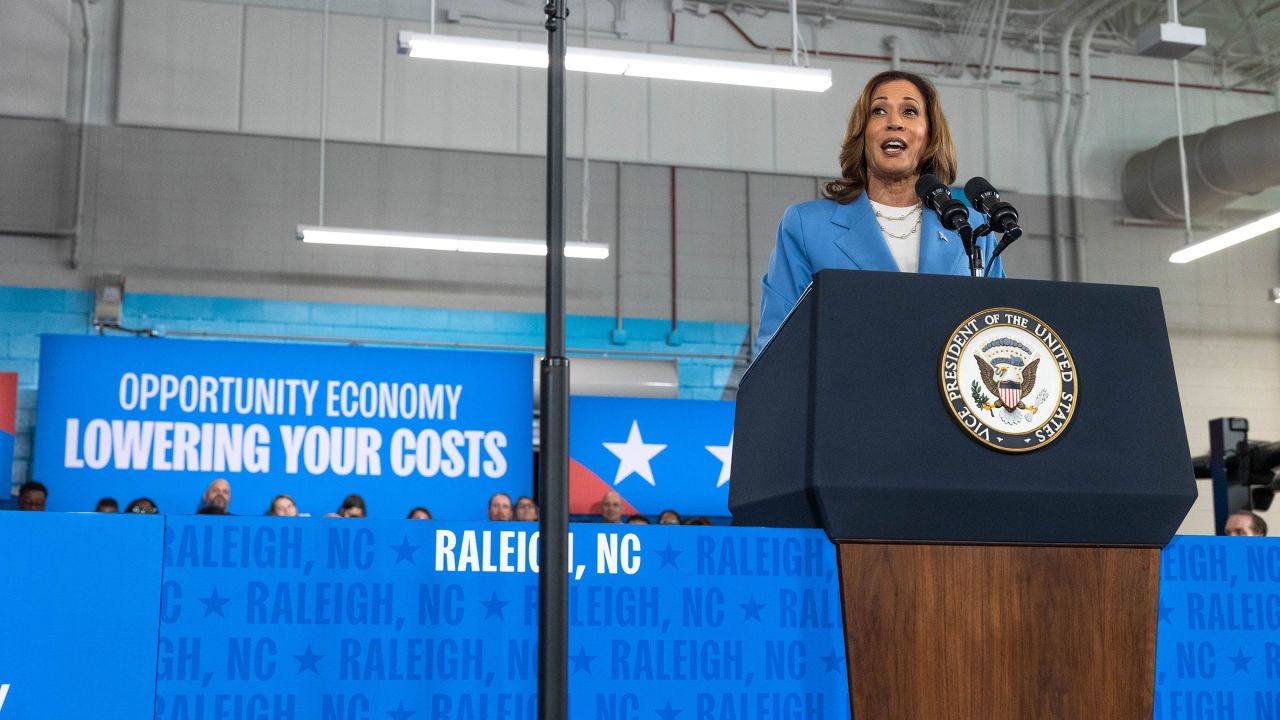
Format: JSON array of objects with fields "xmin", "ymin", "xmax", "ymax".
[{"xmin": 756, "ymin": 192, "xmax": 1005, "ymax": 356}]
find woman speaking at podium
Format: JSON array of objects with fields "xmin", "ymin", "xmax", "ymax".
[{"xmin": 755, "ymin": 70, "xmax": 1004, "ymax": 355}]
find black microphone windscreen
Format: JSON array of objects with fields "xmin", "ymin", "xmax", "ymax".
[
  {"xmin": 915, "ymin": 174, "xmax": 947, "ymax": 203},
  {"xmin": 963, "ymin": 176, "xmax": 997, "ymax": 207}
]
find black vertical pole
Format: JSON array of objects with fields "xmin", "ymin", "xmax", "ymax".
[{"xmin": 538, "ymin": 0, "xmax": 569, "ymax": 716}]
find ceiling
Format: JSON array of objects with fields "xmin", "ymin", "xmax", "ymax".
[{"xmin": 709, "ymin": 0, "xmax": 1280, "ymax": 90}]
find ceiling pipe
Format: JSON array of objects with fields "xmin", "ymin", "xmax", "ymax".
[
  {"xmin": 708, "ymin": 9, "xmax": 1270, "ymax": 95},
  {"xmin": 1048, "ymin": 13, "xmax": 1081, "ymax": 281},
  {"xmin": 1068, "ymin": 0, "xmax": 1136, "ymax": 282},
  {"xmin": 1048, "ymin": 0, "xmax": 1114, "ymax": 281},
  {"xmin": 1122, "ymin": 110, "xmax": 1280, "ymax": 221},
  {"xmin": 67, "ymin": 0, "xmax": 96, "ymax": 270}
]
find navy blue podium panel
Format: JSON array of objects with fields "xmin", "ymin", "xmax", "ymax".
[
  {"xmin": 1155, "ymin": 536, "xmax": 1280, "ymax": 719},
  {"xmin": 154, "ymin": 517, "xmax": 850, "ymax": 719},
  {"xmin": 734, "ymin": 271, "xmax": 1197, "ymax": 546},
  {"xmin": 0, "ymin": 512, "xmax": 164, "ymax": 719},
  {"xmin": 33, "ymin": 335, "xmax": 533, "ymax": 519}
]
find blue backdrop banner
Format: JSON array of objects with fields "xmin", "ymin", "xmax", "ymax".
[
  {"xmin": 569, "ymin": 396, "xmax": 735, "ymax": 517},
  {"xmin": 33, "ymin": 335, "xmax": 533, "ymax": 519}
]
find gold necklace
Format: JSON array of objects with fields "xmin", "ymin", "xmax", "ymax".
[
  {"xmin": 872, "ymin": 203, "xmax": 921, "ymax": 221},
  {"xmin": 876, "ymin": 213, "xmax": 922, "ymax": 240}
]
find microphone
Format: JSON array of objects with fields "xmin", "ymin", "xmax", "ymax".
[
  {"xmin": 915, "ymin": 174, "xmax": 971, "ymax": 233},
  {"xmin": 963, "ymin": 177, "xmax": 1021, "ymax": 237},
  {"xmin": 964, "ymin": 177, "xmax": 1023, "ymax": 276},
  {"xmin": 916, "ymin": 174, "xmax": 982, "ymax": 277}
]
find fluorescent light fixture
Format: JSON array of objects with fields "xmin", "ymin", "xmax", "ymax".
[
  {"xmin": 297, "ymin": 225, "xmax": 609, "ymax": 260},
  {"xmin": 396, "ymin": 31, "xmax": 832, "ymax": 92},
  {"xmin": 1168, "ymin": 209, "xmax": 1280, "ymax": 263}
]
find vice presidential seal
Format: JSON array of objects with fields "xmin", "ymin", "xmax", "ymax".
[{"xmin": 939, "ymin": 308, "xmax": 1078, "ymax": 452}]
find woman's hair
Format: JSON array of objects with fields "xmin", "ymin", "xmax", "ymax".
[
  {"xmin": 823, "ymin": 70, "xmax": 957, "ymax": 204},
  {"xmin": 339, "ymin": 494, "xmax": 367, "ymax": 513},
  {"xmin": 266, "ymin": 494, "xmax": 295, "ymax": 516},
  {"xmin": 407, "ymin": 506, "xmax": 432, "ymax": 519},
  {"xmin": 125, "ymin": 497, "xmax": 158, "ymax": 514}
]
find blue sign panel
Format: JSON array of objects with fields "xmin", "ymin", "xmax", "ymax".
[
  {"xmin": 154, "ymin": 517, "xmax": 851, "ymax": 719},
  {"xmin": 1, "ymin": 512, "xmax": 1277, "ymax": 718},
  {"xmin": 33, "ymin": 335, "xmax": 532, "ymax": 519},
  {"xmin": 1154, "ymin": 535, "xmax": 1280, "ymax": 719},
  {"xmin": 0, "ymin": 512, "xmax": 164, "ymax": 719},
  {"xmin": 569, "ymin": 396, "xmax": 735, "ymax": 517}
]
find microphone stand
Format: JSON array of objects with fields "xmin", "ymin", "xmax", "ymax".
[{"xmin": 962, "ymin": 224, "xmax": 985, "ymax": 278}]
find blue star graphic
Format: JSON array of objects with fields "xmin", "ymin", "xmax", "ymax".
[
  {"xmin": 739, "ymin": 595, "xmax": 764, "ymax": 622},
  {"xmin": 656, "ymin": 541, "xmax": 683, "ymax": 569},
  {"xmin": 654, "ymin": 700, "xmax": 682, "ymax": 720},
  {"xmin": 390, "ymin": 535, "xmax": 421, "ymax": 565},
  {"xmin": 293, "ymin": 645, "xmax": 323, "ymax": 674},
  {"xmin": 1228, "ymin": 649, "xmax": 1252, "ymax": 674},
  {"xmin": 480, "ymin": 592, "xmax": 509, "ymax": 619},
  {"xmin": 570, "ymin": 646, "xmax": 596, "ymax": 675},
  {"xmin": 1157, "ymin": 601, "xmax": 1175, "ymax": 624},
  {"xmin": 386, "ymin": 701, "xmax": 415, "ymax": 720},
  {"xmin": 821, "ymin": 647, "xmax": 845, "ymax": 673},
  {"xmin": 200, "ymin": 587, "xmax": 230, "ymax": 618}
]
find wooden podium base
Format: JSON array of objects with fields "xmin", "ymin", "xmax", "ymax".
[{"xmin": 837, "ymin": 543, "xmax": 1160, "ymax": 720}]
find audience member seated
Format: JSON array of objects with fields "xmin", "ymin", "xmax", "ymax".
[
  {"xmin": 336, "ymin": 494, "xmax": 366, "ymax": 518},
  {"xmin": 627, "ymin": 514, "xmax": 650, "ymax": 524},
  {"xmin": 1225, "ymin": 510, "xmax": 1268, "ymax": 537},
  {"xmin": 197, "ymin": 478, "xmax": 232, "ymax": 515},
  {"xmin": 515, "ymin": 496, "xmax": 539, "ymax": 521},
  {"xmin": 95, "ymin": 497, "xmax": 119, "ymax": 513},
  {"xmin": 600, "ymin": 490, "xmax": 624, "ymax": 524},
  {"xmin": 683, "ymin": 516, "xmax": 712, "ymax": 526},
  {"xmin": 266, "ymin": 494, "xmax": 298, "ymax": 517},
  {"xmin": 125, "ymin": 497, "xmax": 159, "ymax": 514},
  {"xmin": 657, "ymin": 509, "xmax": 681, "ymax": 525},
  {"xmin": 488, "ymin": 492, "xmax": 513, "ymax": 521},
  {"xmin": 408, "ymin": 507, "xmax": 432, "ymax": 520},
  {"xmin": 18, "ymin": 481, "xmax": 47, "ymax": 511}
]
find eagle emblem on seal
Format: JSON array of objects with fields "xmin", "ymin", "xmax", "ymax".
[{"xmin": 974, "ymin": 338, "xmax": 1040, "ymax": 414}]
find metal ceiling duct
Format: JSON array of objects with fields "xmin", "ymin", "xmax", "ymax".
[{"xmin": 1122, "ymin": 110, "xmax": 1280, "ymax": 221}]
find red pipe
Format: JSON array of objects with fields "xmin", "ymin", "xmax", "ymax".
[{"xmin": 711, "ymin": 9, "xmax": 1270, "ymax": 96}]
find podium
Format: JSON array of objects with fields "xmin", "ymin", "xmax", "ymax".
[{"xmin": 730, "ymin": 270, "xmax": 1196, "ymax": 719}]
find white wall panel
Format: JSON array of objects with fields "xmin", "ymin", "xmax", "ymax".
[
  {"xmin": 242, "ymin": 7, "xmax": 320, "ymax": 137},
  {"xmin": 382, "ymin": 22, "xmax": 520, "ymax": 153},
  {"xmin": 981, "ymin": 86, "xmax": 1023, "ymax": 190},
  {"xmin": 515, "ymin": 34, "xmax": 649, "ymax": 162},
  {"xmin": 117, "ymin": 0, "xmax": 243, "ymax": 132},
  {"xmin": 772, "ymin": 56, "xmax": 858, "ymax": 177},
  {"xmin": 0, "ymin": 0, "xmax": 71, "ymax": 119},
  {"xmin": 648, "ymin": 46, "xmax": 774, "ymax": 171},
  {"xmin": 675, "ymin": 169, "xmax": 749, "ymax": 322},
  {"xmin": 241, "ymin": 8, "xmax": 383, "ymax": 142},
  {"xmin": 1013, "ymin": 94, "xmax": 1056, "ymax": 197},
  {"xmin": 936, "ymin": 84, "xmax": 985, "ymax": 181}
]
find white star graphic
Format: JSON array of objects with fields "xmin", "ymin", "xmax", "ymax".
[
  {"xmin": 602, "ymin": 420, "xmax": 667, "ymax": 486},
  {"xmin": 705, "ymin": 433, "xmax": 733, "ymax": 488}
]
